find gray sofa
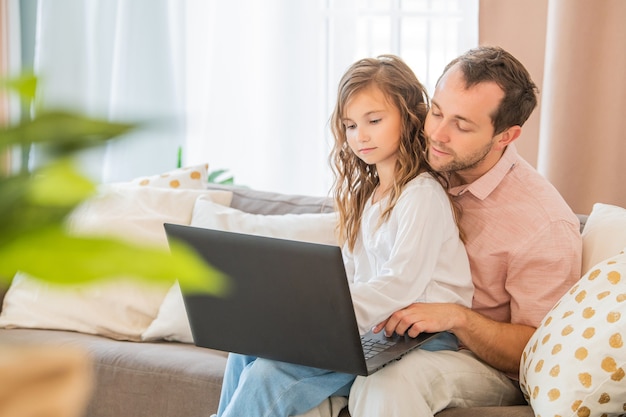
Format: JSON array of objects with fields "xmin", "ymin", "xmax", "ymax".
[{"xmin": 0, "ymin": 184, "xmax": 550, "ymax": 417}]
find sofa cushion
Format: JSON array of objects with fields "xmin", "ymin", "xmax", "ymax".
[
  {"xmin": 142, "ymin": 194, "xmax": 338, "ymax": 343},
  {"xmin": 581, "ymin": 203, "xmax": 626, "ymax": 275},
  {"xmin": 129, "ymin": 162, "xmax": 209, "ymax": 189},
  {"xmin": 337, "ymin": 405, "xmax": 534, "ymax": 417},
  {"xmin": 520, "ymin": 248, "xmax": 626, "ymax": 416},
  {"xmin": 191, "ymin": 195, "xmax": 338, "ymax": 245},
  {"xmin": 0, "ymin": 328, "xmax": 227, "ymax": 417},
  {"xmin": 206, "ymin": 183, "xmax": 334, "ymax": 215},
  {"xmin": 435, "ymin": 406, "xmax": 533, "ymax": 417},
  {"xmin": 0, "ymin": 182, "xmax": 232, "ymax": 341}
]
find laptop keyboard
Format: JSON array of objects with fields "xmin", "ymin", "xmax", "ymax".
[{"xmin": 361, "ymin": 336, "xmax": 396, "ymax": 359}]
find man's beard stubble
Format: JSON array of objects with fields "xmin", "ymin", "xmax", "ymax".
[{"xmin": 426, "ymin": 136, "xmax": 496, "ymax": 175}]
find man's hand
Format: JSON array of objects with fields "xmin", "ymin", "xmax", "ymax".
[
  {"xmin": 374, "ymin": 303, "xmax": 536, "ymax": 375},
  {"xmin": 373, "ymin": 302, "xmax": 457, "ymax": 338}
]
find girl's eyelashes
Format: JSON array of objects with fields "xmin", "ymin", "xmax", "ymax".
[{"xmin": 342, "ymin": 116, "xmax": 382, "ymax": 129}]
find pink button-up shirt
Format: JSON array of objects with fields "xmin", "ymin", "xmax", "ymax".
[{"xmin": 449, "ymin": 145, "xmax": 582, "ymax": 328}]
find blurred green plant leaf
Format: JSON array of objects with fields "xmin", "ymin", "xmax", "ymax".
[
  {"xmin": 0, "ymin": 110, "xmax": 135, "ymax": 155},
  {"xmin": 0, "ymin": 72, "xmax": 38, "ymax": 101},
  {"xmin": 27, "ymin": 158, "xmax": 96, "ymax": 206},
  {"xmin": 208, "ymin": 168, "xmax": 234, "ymax": 185},
  {"xmin": 0, "ymin": 74, "xmax": 225, "ymax": 295},
  {"xmin": 0, "ymin": 160, "xmax": 96, "ymax": 248},
  {"xmin": 0, "ymin": 225, "xmax": 227, "ymax": 293}
]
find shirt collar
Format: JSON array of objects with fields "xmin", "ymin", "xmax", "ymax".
[{"xmin": 448, "ymin": 144, "xmax": 519, "ymax": 200}]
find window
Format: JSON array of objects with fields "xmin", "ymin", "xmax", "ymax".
[
  {"xmin": 185, "ymin": 0, "xmax": 477, "ymax": 196},
  {"xmin": 18, "ymin": 0, "xmax": 478, "ymax": 195},
  {"xmin": 323, "ymin": 0, "xmax": 478, "ymax": 119}
]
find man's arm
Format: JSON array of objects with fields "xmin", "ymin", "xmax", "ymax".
[{"xmin": 374, "ymin": 303, "xmax": 535, "ymax": 375}]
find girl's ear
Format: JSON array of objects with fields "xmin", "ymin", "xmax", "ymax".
[{"xmin": 494, "ymin": 125, "xmax": 522, "ymax": 151}]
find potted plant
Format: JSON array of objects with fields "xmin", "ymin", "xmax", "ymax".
[{"xmin": 0, "ymin": 74, "xmax": 224, "ymax": 417}]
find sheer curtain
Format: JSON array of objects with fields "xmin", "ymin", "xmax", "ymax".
[
  {"xmin": 184, "ymin": 0, "xmax": 478, "ymax": 196},
  {"xmin": 184, "ymin": 1, "xmax": 331, "ymax": 196},
  {"xmin": 30, "ymin": 0, "xmax": 477, "ymax": 194},
  {"xmin": 32, "ymin": 0, "xmax": 185, "ymax": 182}
]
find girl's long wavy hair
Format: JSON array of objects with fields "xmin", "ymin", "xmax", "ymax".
[{"xmin": 330, "ymin": 55, "xmax": 449, "ymax": 251}]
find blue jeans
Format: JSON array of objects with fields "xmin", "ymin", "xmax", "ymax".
[{"xmin": 215, "ymin": 332, "xmax": 458, "ymax": 417}]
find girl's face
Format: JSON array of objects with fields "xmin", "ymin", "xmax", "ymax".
[{"xmin": 341, "ymin": 85, "xmax": 403, "ymax": 178}]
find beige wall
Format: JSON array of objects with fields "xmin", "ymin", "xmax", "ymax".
[
  {"xmin": 537, "ymin": 0, "xmax": 626, "ymax": 214},
  {"xmin": 479, "ymin": 0, "xmax": 549, "ymax": 168},
  {"xmin": 478, "ymin": 0, "xmax": 626, "ymax": 214}
]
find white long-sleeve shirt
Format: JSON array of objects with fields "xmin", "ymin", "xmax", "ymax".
[{"xmin": 344, "ymin": 172, "xmax": 474, "ymax": 335}]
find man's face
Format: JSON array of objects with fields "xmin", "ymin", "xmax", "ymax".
[{"xmin": 424, "ymin": 65, "xmax": 507, "ymax": 183}]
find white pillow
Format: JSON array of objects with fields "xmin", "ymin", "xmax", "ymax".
[
  {"xmin": 68, "ymin": 185, "xmax": 232, "ymax": 248},
  {"xmin": 141, "ymin": 281, "xmax": 193, "ymax": 343},
  {"xmin": 0, "ymin": 186, "xmax": 233, "ymax": 341},
  {"xmin": 520, "ymin": 248, "xmax": 626, "ymax": 416},
  {"xmin": 0, "ymin": 272, "xmax": 170, "ymax": 341},
  {"xmin": 191, "ymin": 195, "xmax": 338, "ymax": 246},
  {"xmin": 582, "ymin": 203, "xmax": 626, "ymax": 275},
  {"xmin": 142, "ymin": 195, "xmax": 338, "ymax": 343}
]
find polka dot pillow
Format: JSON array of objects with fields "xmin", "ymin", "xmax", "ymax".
[
  {"xmin": 129, "ymin": 163, "xmax": 208, "ymax": 189},
  {"xmin": 520, "ymin": 248, "xmax": 626, "ymax": 417}
]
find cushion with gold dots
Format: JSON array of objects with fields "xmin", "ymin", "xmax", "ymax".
[
  {"xmin": 129, "ymin": 163, "xmax": 208, "ymax": 189},
  {"xmin": 520, "ymin": 247, "xmax": 626, "ymax": 417}
]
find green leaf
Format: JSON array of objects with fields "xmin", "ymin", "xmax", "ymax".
[
  {"xmin": 0, "ymin": 72, "xmax": 38, "ymax": 101},
  {"xmin": 0, "ymin": 110, "xmax": 136, "ymax": 154},
  {"xmin": 0, "ymin": 226, "xmax": 229, "ymax": 294},
  {"xmin": 0, "ymin": 160, "xmax": 96, "ymax": 248},
  {"xmin": 208, "ymin": 169, "xmax": 227, "ymax": 182},
  {"xmin": 0, "ymin": 75, "xmax": 226, "ymax": 297},
  {"xmin": 27, "ymin": 159, "xmax": 96, "ymax": 207},
  {"xmin": 208, "ymin": 169, "xmax": 234, "ymax": 185}
]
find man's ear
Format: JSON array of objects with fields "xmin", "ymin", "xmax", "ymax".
[{"xmin": 494, "ymin": 125, "xmax": 522, "ymax": 151}]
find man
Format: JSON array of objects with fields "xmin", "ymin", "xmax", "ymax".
[{"xmin": 347, "ymin": 46, "xmax": 583, "ymax": 416}]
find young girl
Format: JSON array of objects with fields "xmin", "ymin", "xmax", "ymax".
[{"xmin": 212, "ymin": 55, "xmax": 473, "ymax": 417}]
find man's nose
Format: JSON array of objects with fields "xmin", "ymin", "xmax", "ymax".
[{"xmin": 428, "ymin": 121, "xmax": 449, "ymax": 143}]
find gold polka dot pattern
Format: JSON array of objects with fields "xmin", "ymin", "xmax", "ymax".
[
  {"xmin": 130, "ymin": 163, "xmax": 209, "ymax": 189},
  {"xmin": 520, "ymin": 249, "xmax": 626, "ymax": 417}
]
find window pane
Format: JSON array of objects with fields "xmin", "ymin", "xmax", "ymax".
[
  {"xmin": 400, "ymin": 18, "xmax": 430, "ymax": 87},
  {"xmin": 356, "ymin": 17, "xmax": 391, "ymax": 57},
  {"xmin": 359, "ymin": 0, "xmax": 391, "ymax": 12},
  {"xmin": 401, "ymin": 0, "xmax": 429, "ymax": 13},
  {"xmin": 427, "ymin": 17, "xmax": 460, "ymax": 89}
]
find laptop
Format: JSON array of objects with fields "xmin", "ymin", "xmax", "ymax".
[{"xmin": 163, "ymin": 223, "xmax": 437, "ymax": 376}]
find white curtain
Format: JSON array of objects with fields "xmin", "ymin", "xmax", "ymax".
[
  {"xmin": 184, "ymin": 0, "xmax": 477, "ymax": 196},
  {"xmin": 184, "ymin": 1, "xmax": 333, "ymax": 196},
  {"xmin": 32, "ymin": 0, "xmax": 185, "ymax": 182},
  {"xmin": 32, "ymin": 0, "xmax": 477, "ymax": 195}
]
